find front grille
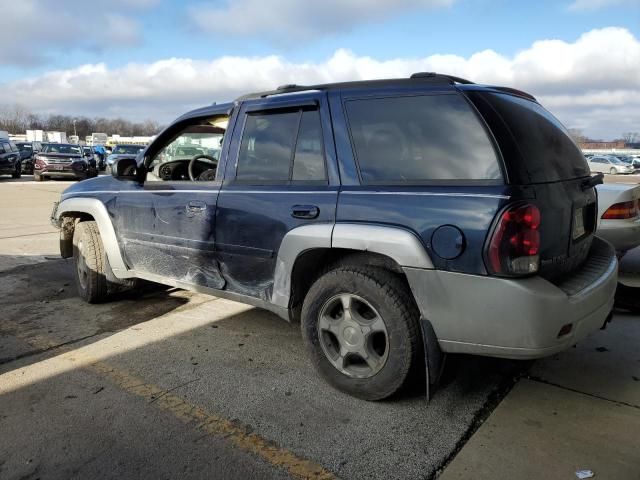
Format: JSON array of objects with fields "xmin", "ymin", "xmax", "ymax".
[
  {"xmin": 47, "ymin": 157, "xmax": 74, "ymax": 164},
  {"xmin": 553, "ymin": 237, "xmax": 615, "ymax": 296}
]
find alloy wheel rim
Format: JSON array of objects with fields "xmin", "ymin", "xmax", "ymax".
[{"xmin": 317, "ymin": 293, "xmax": 389, "ymax": 379}]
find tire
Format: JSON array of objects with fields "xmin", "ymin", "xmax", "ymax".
[
  {"xmin": 72, "ymin": 221, "xmax": 111, "ymax": 303},
  {"xmin": 34, "ymin": 173, "xmax": 44, "ymax": 182},
  {"xmin": 610, "ymin": 167, "xmax": 617, "ymax": 175},
  {"xmin": 301, "ymin": 265, "xmax": 422, "ymax": 401},
  {"xmin": 11, "ymin": 163, "xmax": 21, "ymax": 179}
]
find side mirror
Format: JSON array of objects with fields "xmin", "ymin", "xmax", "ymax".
[{"xmin": 111, "ymin": 157, "xmax": 138, "ymax": 179}]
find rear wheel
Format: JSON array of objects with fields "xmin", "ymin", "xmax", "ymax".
[
  {"xmin": 610, "ymin": 167, "xmax": 617, "ymax": 175},
  {"xmin": 11, "ymin": 163, "xmax": 21, "ymax": 179},
  {"xmin": 301, "ymin": 266, "xmax": 422, "ymax": 401}
]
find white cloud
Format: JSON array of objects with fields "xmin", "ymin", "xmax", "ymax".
[
  {"xmin": 0, "ymin": 0, "xmax": 157, "ymax": 65},
  {"xmin": 189, "ymin": 0, "xmax": 455, "ymax": 41},
  {"xmin": 567, "ymin": 0, "xmax": 638, "ymax": 11},
  {"xmin": 2, "ymin": 27, "xmax": 639, "ymax": 139}
]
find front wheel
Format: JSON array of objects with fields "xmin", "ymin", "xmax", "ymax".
[
  {"xmin": 301, "ymin": 266, "xmax": 422, "ymax": 401},
  {"xmin": 610, "ymin": 167, "xmax": 617, "ymax": 175},
  {"xmin": 11, "ymin": 163, "xmax": 21, "ymax": 179},
  {"xmin": 34, "ymin": 173, "xmax": 44, "ymax": 182},
  {"xmin": 73, "ymin": 221, "xmax": 110, "ymax": 303}
]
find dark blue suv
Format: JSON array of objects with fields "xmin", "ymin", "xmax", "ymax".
[{"xmin": 52, "ymin": 73, "xmax": 617, "ymax": 400}]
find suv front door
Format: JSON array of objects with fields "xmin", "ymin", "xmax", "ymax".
[
  {"xmin": 215, "ymin": 92, "xmax": 339, "ymax": 300},
  {"xmin": 114, "ymin": 111, "xmax": 230, "ymax": 289}
]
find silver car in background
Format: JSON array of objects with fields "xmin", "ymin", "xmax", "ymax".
[{"xmin": 588, "ymin": 155, "xmax": 635, "ymax": 175}]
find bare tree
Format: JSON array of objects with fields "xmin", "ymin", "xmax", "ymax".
[
  {"xmin": 568, "ymin": 128, "xmax": 588, "ymax": 144},
  {"xmin": 622, "ymin": 132, "xmax": 638, "ymax": 145}
]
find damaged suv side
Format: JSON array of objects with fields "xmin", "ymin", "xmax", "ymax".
[{"xmin": 52, "ymin": 74, "xmax": 618, "ymax": 401}]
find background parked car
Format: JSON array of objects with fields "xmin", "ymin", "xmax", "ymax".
[
  {"xmin": 15, "ymin": 141, "xmax": 43, "ymax": 175},
  {"xmin": 596, "ymin": 183, "xmax": 640, "ymax": 312},
  {"xmin": 105, "ymin": 144, "xmax": 146, "ymax": 172},
  {"xmin": 614, "ymin": 155, "xmax": 640, "ymax": 172},
  {"xmin": 33, "ymin": 143, "xmax": 97, "ymax": 182},
  {"xmin": 0, "ymin": 138, "xmax": 22, "ymax": 178},
  {"xmin": 588, "ymin": 155, "xmax": 635, "ymax": 174}
]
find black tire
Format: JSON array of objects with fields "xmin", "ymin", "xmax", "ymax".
[
  {"xmin": 11, "ymin": 163, "xmax": 21, "ymax": 179},
  {"xmin": 615, "ymin": 282, "xmax": 640, "ymax": 313},
  {"xmin": 72, "ymin": 221, "xmax": 110, "ymax": 303},
  {"xmin": 301, "ymin": 265, "xmax": 422, "ymax": 401}
]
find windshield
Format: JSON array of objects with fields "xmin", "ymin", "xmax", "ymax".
[
  {"xmin": 42, "ymin": 144, "xmax": 82, "ymax": 155},
  {"xmin": 609, "ymin": 157, "xmax": 624, "ymax": 165},
  {"xmin": 17, "ymin": 143, "xmax": 32, "ymax": 150},
  {"xmin": 113, "ymin": 145, "xmax": 145, "ymax": 155}
]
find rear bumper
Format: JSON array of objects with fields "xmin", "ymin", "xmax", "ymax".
[
  {"xmin": 404, "ymin": 236, "xmax": 618, "ymax": 359},
  {"xmin": 597, "ymin": 218, "xmax": 640, "ymax": 253}
]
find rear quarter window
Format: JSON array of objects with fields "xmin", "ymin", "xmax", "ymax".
[
  {"xmin": 345, "ymin": 93, "xmax": 502, "ymax": 184},
  {"xmin": 479, "ymin": 93, "xmax": 590, "ymax": 182}
]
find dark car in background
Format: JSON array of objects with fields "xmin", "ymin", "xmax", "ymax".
[
  {"xmin": 15, "ymin": 141, "xmax": 43, "ymax": 174},
  {"xmin": 34, "ymin": 143, "xmax": 97, "ymax": 182},
  {"xmin": 0, "ymin": 138, "xmax": 22, "ymax": 178},
  {"xmin": 105, "ymin": 144, "xmax": 146, "ymax": 172}
]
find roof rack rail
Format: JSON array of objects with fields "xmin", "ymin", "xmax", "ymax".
[
  {"xmin": 234, "ymin": 72, "xmax": 475, "ymax": 101},
  {"xmin": 410, "ymin": 72, "xmax": 475, "ymax": 84}
]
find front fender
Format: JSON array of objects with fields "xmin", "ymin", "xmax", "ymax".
[{"xmin": 54, "ymin": 197, "xmax": 134, "ymax": 278}]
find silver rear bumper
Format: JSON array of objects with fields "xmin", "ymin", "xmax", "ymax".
[{"xmin": 404, "ymin": 237, "xmax": 618, "ymax": 359}]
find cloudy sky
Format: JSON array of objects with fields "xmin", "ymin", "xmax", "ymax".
[{"xmin": 1, "ymin": 0, "xmax": 639, "ymax": 139}]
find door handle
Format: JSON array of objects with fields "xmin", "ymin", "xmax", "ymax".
[
  {"xmin": 186, "ymin": 201, "xmax": 207, "ymax": 214},
  {"xmin": 291, "ymin": 205, "xmax": 319, "ymax": 219}
]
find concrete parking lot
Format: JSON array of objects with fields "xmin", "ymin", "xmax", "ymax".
[{"xmin": 0, "ymin": 175, "xmax": 639, "ymax": 480}]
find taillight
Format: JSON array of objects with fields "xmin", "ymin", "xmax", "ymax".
[
  {"xmin": 601, "ymin": 200, "xmax": 640, "ymax": 219},
  {"xmin": 487, "ymin": 203, "xmax": 541, "ymax": 276}
]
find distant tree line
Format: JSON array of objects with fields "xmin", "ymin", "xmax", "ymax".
[
  {"xmin": 568, "ymin": 128, "xmax": 639, "ymax": 146},
  {"xmin": 0, "ymin": 104, "xmax": 163, "ymax": 138}
]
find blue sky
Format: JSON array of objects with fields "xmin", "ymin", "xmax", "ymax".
[{"xmin": 1, "ymin": 0, "xmax": 639, "ymax": 138}]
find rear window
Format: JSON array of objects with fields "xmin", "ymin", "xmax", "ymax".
[
  {"xmin": 481, "ymin": 93, "xmax": 590, "ymax": 182},
  {"xmin": 345, "ymin": 94, "xmax": 502, "ymax": 184}
]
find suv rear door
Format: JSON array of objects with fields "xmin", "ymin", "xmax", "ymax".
[
  {"xmin": 215, "ymin": 92, "xmax": 339, "ymax": 300},
  {"xmin": 465, "ymin": 90, "xmax": 596, "ymax": 280}
]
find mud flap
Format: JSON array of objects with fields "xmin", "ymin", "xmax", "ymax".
[{"xmin": 419, "ymin": 317, "xmax": 445, "ymax": 401}]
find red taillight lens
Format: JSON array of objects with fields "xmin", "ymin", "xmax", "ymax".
[
  {"xmin": 601, "ymin": 200, "xmax": 639, "ymax": 220},
  {"xmin": 487, "ymin": 204, "xmax": 541, "ymax": 276}
]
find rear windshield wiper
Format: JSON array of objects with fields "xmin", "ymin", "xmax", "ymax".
[{"xmin": 582, "ymin": 173, "xmax": 603, "ymax": 190}]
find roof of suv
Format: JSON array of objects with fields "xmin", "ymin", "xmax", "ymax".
[
  {"xmin": 235, "ymin": 72, "xmax": 537, "ymax": 102},
  {"xmin": 176, "ymin": 72, "xmax": 537, "ymax": 124}
]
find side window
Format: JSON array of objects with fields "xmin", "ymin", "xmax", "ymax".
[
  {"xmin": 237, "ymin": 110, "xmax": 299, "ymax": 181},
  {"xmin": 292, "ymin": 110, "xmax": 326, "ymax": 181},
  {"xmin": 236, "ymin": 108, "xmax": 326, "ymax": 183},
  {"xmin": 0, "ymin": 143, "xmax": 6, "ymax": 154},
  {"xmin": 9, "ymin": 142, "xmax": 18, "ymax": 152},
  {"xmin": 345, "ymin": 94, "xmax": 502, "ymax": 183}
]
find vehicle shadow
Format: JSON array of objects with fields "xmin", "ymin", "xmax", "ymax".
[{"xmin": 0, "ymin": 255, "xmax": 190, "ymax": 374}]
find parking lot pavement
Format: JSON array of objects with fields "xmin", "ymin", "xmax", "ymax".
[
  {"xmin": 0, "ymin": 179, "xmax": 523, "ymax": 479},
  {"xmin": 440, "ymin": 302, "xmax": 640, "ymax": 479}
]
